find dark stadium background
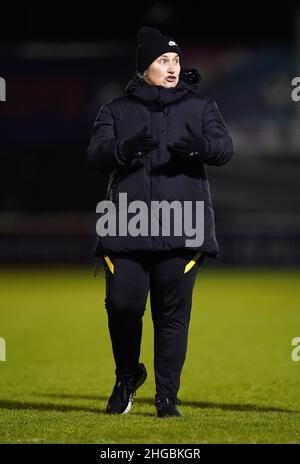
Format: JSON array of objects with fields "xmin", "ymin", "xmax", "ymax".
[{"xmin": 0, "ymin": 1, "xmax": 299, "ymax": 266}]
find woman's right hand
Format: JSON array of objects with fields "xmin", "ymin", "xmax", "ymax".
[{"xmin": 119, "ymin": 126, "xmax": 160, "ymax": 159}]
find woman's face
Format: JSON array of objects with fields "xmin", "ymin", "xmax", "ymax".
[{"xmin": 143, "ymin": 52, "xmax": 180, "ymax": 88}]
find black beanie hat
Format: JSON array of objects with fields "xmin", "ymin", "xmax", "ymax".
[{"xmin": 136, "ymin": 27, "xmax": 182, "ymax": 74}]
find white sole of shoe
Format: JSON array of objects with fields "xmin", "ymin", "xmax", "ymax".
[{"xmin": 122, "ymin": 395, "xmax": 133, "ymax": 414}]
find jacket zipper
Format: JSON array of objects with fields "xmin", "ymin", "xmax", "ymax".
[{"xmin": 105, "ymin": 169, "xmax": 117, "ymax": 201}]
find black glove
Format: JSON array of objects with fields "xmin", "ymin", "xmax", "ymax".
[
  {"xmin": 168, "ymin": 124, "xmax": 208, "ymax": 160},
  {"xmin": 118, "ymin": 125, "xmax": 159, "ymax": 161}
]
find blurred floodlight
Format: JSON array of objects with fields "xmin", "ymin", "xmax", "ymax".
[{"xmin": 144, "ymin": 2, "xmax": 174, "ymax": 24}]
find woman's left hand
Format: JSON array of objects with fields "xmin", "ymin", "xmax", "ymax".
[{"xmin": 168, "ymin": 124, "xmax": 208, "ymax": 160}]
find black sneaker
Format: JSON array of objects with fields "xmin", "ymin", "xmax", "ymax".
[
  {"xmin": 106, "ymin": 363, "xmax": 147, "ymax": 414},
  {"xmin": 155, "ymin": 393, "xmax": 182, "ymax": 418}
]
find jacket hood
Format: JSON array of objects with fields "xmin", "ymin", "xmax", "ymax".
[{"xmin": 124, "ymin": 67, "xmax": 202, "ymax": 109}]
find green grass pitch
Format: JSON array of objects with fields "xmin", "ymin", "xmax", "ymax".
[{"xmin": 0, "ymin": 266, "xmax": 299, "ymax": 443}]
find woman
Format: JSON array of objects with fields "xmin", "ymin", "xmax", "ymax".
[{"xmin": 87, "ymin": 27, "xmax": 233, "ymax": 417}]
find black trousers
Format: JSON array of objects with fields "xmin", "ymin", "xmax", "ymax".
[{"xmin": 103, "ymin": 249, "xmax": 205, "ymax": 398}]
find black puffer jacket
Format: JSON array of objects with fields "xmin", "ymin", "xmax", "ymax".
[{"xmin": 87, "ymin": 68, "xmax": 233, "ymax": 258}]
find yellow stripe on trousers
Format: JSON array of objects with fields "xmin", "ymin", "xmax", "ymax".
[
  {"xmin": 104, "ymin": 255, "xmax": 114, "ymax": 274},
  {"xmin": 184, "ymin": 251, "xmax": 203, "ymax": 273},
  {"xmin": 104, "ymin": 252, "xmax": 202, "ymax": 275}
]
